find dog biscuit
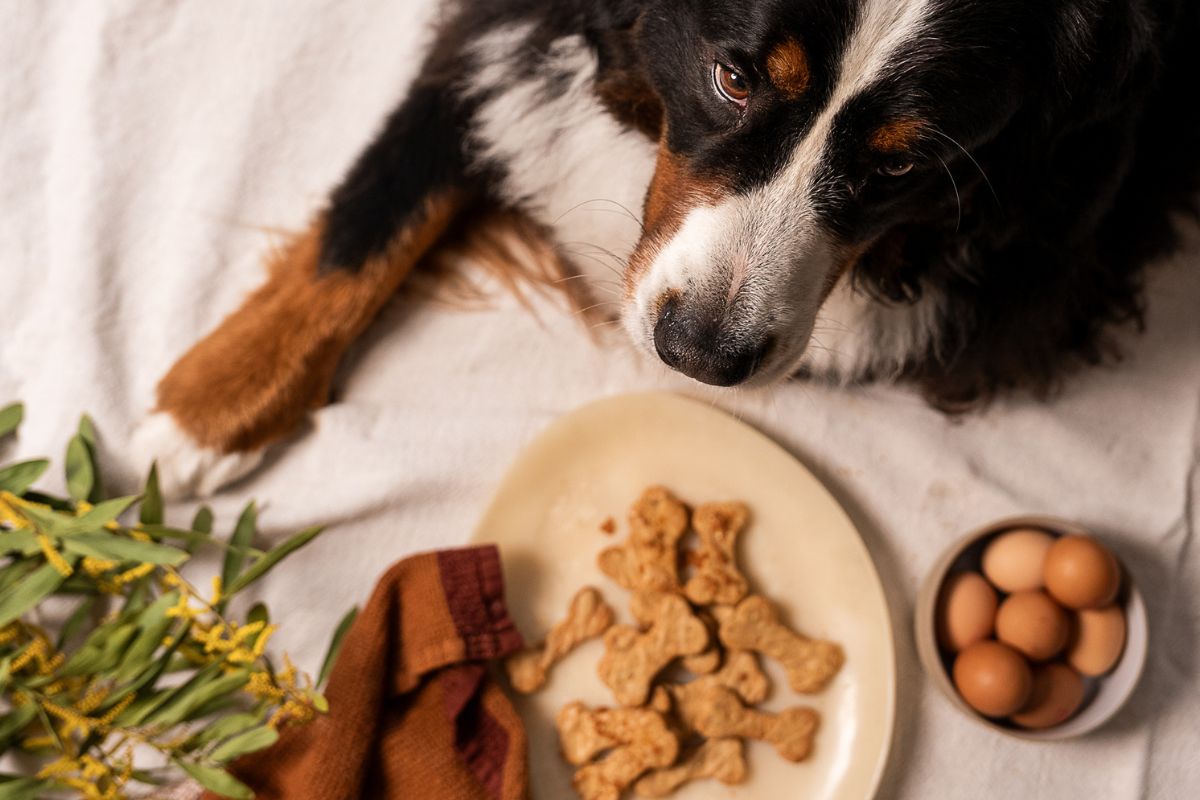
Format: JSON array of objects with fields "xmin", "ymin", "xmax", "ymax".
[
  {"xmin": 598, "ymin": 487, "xmax": 689, "ymax": 592},
  {"xmin": 560, "ymin": 702, "xmax": 679, "ymax": 800},
  {"xmin": 556, "ymin": 701, "xmax": 678, "ymax": 766},
  {"xmin": 684, "ymin": 501, "xmax": 750, "ymax": 606},
  {"xmin": 719, "ymin": 595, "xmax": 844, "ymax": 693},
  {"xmin": 507, "ymin": 586, "xmax": 615, "ymax": 693},
  {"xmin": 633, "ymin": 738, "xmax": 747, "ymax": 797},
  {"xmin": 598, "ymin": 591, "xmax": 709, "ymax": 706},
  {"xmin": 671, "ymin": 682, "xmax": 819, "ymax": 763}
]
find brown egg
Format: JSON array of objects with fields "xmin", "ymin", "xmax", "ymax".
[
  {"xmin": 995, "ymin": 590, "xmax": 1070, "ymax": 661},
  {"xmin": 953, "ymin": 640, "xmax": 1033, "ymax": 718},
  {"xmin": 1067, "ymin": 604, "xmax": 1127, "ymax": 676},
  {"xmin": 982, "ymin": 528, "xmax": 1055, "ymax": 592},
  {"xmin": 1011, "ymin": 662, "xmax": 1086, "ymax": 729},
  {"xmin": 937, "ymin": 571, "xmax": 999, "ymax": 652},
  {"xmin": 1043, "ymin": 535, "xmax": 1121, "ymax": 610}
]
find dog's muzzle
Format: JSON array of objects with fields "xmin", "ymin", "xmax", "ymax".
[{"xmin": 652, "ymin": 294, "xmax": 776, "ymax": 386}]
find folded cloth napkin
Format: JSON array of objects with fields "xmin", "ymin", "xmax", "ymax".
[{"xmin": 202, "ymin": 545, "xmax": 528, "ymax": 800}]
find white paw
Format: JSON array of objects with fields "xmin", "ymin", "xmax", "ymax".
[{"xmin": 131, "ymin": 412, "xmax": 264, "ymax": 500}]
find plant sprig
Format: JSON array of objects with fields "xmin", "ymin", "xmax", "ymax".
[{"xmin": 0, "ymin": 403, "xmax": 355, "ymax": 799}]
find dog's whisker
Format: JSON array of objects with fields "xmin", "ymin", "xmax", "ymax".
[
  {"xmin": 929, "ymin": 126, "xmax": 1001, "ymax": 212},
  {"xmin": 553, "ymin": 198, "xmax": 645, "ymax": 233},
  {"xmin": 937, "ymin": 155, "xmax": 963, "ymax": 233}
]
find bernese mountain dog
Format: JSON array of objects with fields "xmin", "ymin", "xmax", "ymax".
[{"xmin": 135, "ymin": 0, "xmax": 1200, "ymax": 496}]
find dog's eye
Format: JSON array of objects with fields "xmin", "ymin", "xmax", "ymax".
[
  {"xmin": 876, "ymin": 158, "xmax": 914, "ymax": 177},
  {"xmin": 713, "ymin": 63, "xmax": 750, "ymax": 107}
]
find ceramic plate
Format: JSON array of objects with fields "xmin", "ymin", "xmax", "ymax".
[{"xmin": 473, "ymin": 393, "xmax": 895, "ymax": 799}]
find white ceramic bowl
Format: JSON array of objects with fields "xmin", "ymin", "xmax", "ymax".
[{"xmin": 914, "ymin": 515, "xmax": 1148, "ymax": 740}]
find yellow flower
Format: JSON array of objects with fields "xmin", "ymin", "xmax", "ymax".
[
  {"xmin": 40, "ymin": 698, "xmax": 95, "ymax": 737},
  {"xmin": 11, "ymin": 637, "xmax": 46, "ymax": 672},
  {"xmin": 209, "ymin": 575, "xmax": 223, "ymax": 605},
  {"xmin": 36, "ymin": 532, "xmax": 74, "ymax": 577},
  {"xmin": 82, "ymin": 556, "xmax": 119, "ymax": 576},
  {"xmin": 74, "ymin": 682, "xmax": 111, "ymax": 714},
  {"xmin": 113, "ymin": 562, "xmax": 155, "ymax": 585},
  {"xmin": 0, "ymin": 621, "xmax": 24, "ymax": 646},
  {"xmin": 96, "ymin": 693, "xmax": 134, "ymax": 726}
]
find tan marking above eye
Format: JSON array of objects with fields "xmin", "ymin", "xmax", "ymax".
[
  {"xmin": 869, "ymin": 119, "xmax": 926, "ymax": 152},
  {"xmin": 766, "ymin": 38, "xmax": 811, "ymax": 100}
]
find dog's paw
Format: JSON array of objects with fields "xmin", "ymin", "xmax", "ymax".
[{"xmin": 131, "ymin": 412, "xmax": 264, "ymax": 500}]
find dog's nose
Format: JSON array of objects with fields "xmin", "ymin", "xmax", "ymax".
[{"xmin": 653, "ymin": 296, "xmax": 774, "ymax": 386}]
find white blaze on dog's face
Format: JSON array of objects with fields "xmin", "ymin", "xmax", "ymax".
[{"xmin": 622, "ymin": 0, "xmax": 1026, "ymax": 386}]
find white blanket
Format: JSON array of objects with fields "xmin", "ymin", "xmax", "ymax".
[{"xmin": 2, "ymin": 2, "xmax": 1197, "ymax": 797}]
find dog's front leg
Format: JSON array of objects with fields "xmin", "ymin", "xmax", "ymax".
[{"xmin": 135, "ymin": 78, "xmax": 473, "ymax": 498}]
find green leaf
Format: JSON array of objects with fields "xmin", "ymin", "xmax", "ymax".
[
  {"xmin": 64, "ymin": 434, "xmax": 95, "ymax": 502},
  {"xmin": 115, "ymin": 591, "xmax": 179, "ymax": 680},
  {"xmin": 77, "ymin": 414, "xmax": 97, "ymax": 446},
  {"xmin": 60, "ymin": 532, "xmax": 188, "ymax": 565},
  {"xmin": 59, "ymin": 621, "xmax": 137, "ymax": 677},
  {"xmin": 0, "ymin": 704, "xmax": 38, "ymax": 748},
  {"xmin": 0, "ymin": 403, "xmax": 23, "ymax": 440},
  {"xmin": 139, "ymin": 525, "xmax": 263, "ymax": 557},
  {"xmin": 212, "ymin": 724, "xmax": 279, "ymax": 763},
  {"xmin": 174, "ymin": 761, "xmax": 254, "ymax": 800},
  {"xmin": 220, "ymin": 502, "xmax": 257, "ymax": 609},
  {"xmin": 2, "ymin": 502, "xmax": 68, "ymax": 535},
  {"xmin": 188, "ymin": 505, "xmax": 214, "ymax": 555},
  {"xmin": 227, "ymin": 525, "xmax": 324, "ymax": 595},
  {"xmin": 193, "ymin": 505, "xmax": 214, "ymax": 534},
  {"xmin": 318, "ymin": 605, "xmax": 358, "ymax": 688},
  {"xmin": 151, "ymin": 669, "xmax": 251, "ymax": 728},
  {"xmin": 0, "ymin": 777, "xmax": 53, "ymax": 800},
  {"xmin": 70, "ymin": 495, "xmax": 139, "ymax": 531},
  {"xmin": 0, "ymin": 459, "xmax": 48, "ymax": 494},
  {"xmin": 0, "ymin": 561, "xmax": 36, "ymax": 596},
  {"xmin": 186, "ymin": 711, "xmax": 262, "ymax": 750},
  {"xmin": 247, "ymin": 602, "xmax": 269, "ymax": 626},
  {"xmin": 0, "ymin": 562, "xmax": 69, "ymax": 627},
  {"xmin": 56, "ymin": 595, "xmax": 97, "ymax": 650},
  {"xmin": 120, "ymin": 660, "xmax": 222, "ymax": 727},
  {"xmin": 0, "ymin": 529, "xmax": 40, "ymax": 557},
  {"xmin": 140, "ymin": 463, "xmax": 163, "ymax": 526},
  {"xmin": 102, "ymin": 623, "xmax": 188, "ymax": 711}
]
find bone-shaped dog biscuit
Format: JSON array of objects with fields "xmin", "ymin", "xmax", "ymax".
[
  {"xmin": 684, "ymin": 501, "xmax": 750, "ymax": 606},
  {"xmin": 671, "ymin": 682, "xmax": 819, "ymax": 763},
  {"xmin": 707, "ymin": 649, "xmax": 770, "ymax": 705},
  {"xmin": 598, "ymin": 591, "xmax": 708, "ymax": 706},
  {"xmin": 598, "ymin": 487, "xmax": 689, "ymax": 592},
  {"xmin": 573, "ymin": 742, "xmax": 678, "ymax": 800},
  {"xmin": 556, "ymin": 701, "xmax": 678, "ymax": 766},
  {"xmin": 719, "ymin": 595, "xmax": 844, "ymax": 693},
  {"xmin": 634, "ymin": 738, "xmax": 747, "ymax": 797},
  {"xmin": 558, "ymin": 702, "xmax": 679, "ymax": 800},
  {"xmin": 507, "ymin": 587, "xmax": 615, "ymax": 693}
]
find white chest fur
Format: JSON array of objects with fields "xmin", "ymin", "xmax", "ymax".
[{"xmin": 465, "ymin": 25, "xmax": 658, "ymax": 286}]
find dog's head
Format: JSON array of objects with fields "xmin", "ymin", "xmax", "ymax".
[{"xmin": 620, "ymin": 0, "xmax": 1067, "ymax": 386}]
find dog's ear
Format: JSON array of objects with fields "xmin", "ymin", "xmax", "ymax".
[{"xmin": 592, "ymin": 14, "xmax": 664, "ymax": 140}]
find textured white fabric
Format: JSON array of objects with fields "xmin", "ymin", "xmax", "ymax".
[{"xmin": 1, "ymin": 2, "xmax": 1197, "ymax": 798}]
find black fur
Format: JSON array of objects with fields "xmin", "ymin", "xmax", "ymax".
[{"xmin": 317, "ymin": 0, "xmax": 1200, "ymax": 408}]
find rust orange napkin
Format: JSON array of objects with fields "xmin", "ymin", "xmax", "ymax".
[{"xmin": 203, "ymin": 545, "xmax": 528, "ymax": 800}]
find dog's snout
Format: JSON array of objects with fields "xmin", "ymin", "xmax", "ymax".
[{"xmin": 653, "ymin": 296, "xmax": 774, "ymax": 387}]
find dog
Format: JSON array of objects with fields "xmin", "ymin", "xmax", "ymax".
[{"xmin": 135, "ymin": 0, "xmax": 1200, "ymax": 497}]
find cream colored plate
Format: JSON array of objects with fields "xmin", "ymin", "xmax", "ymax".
[{"xmin": 473, "ymin": 393, "xmax": 895, "ymax": 800}]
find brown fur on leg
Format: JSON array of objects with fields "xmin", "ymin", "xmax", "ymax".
[{"xmin": 155, "ymin": 193, "xmax": 462, "ymax": 454}]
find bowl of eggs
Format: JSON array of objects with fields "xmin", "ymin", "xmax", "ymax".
[{"xmin": 915, "ymin": 515, "xmax": 1148, "ymax": 739}]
